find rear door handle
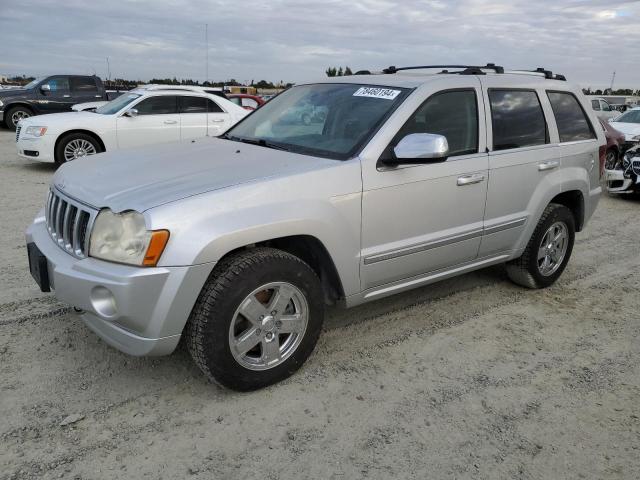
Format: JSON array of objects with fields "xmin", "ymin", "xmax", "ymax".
[
  {"xmin": 164, "ymin": 120, "xmax": 178, "ymax": 125},
  {"xmin": 457, "ymin": 174, "xmax": 485, "ymax": 186},
  {"xmin": 538, "ymin": 160, "xmax": 559, "ymax": 171},
  {"xmin": 211, "ymin": 119, "xmax": 225, "ymax": 123}
]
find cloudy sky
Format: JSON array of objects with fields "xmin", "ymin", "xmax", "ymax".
[{"xmin": 1, "ymin": 0, "xmax": 639, "ymax": 88}]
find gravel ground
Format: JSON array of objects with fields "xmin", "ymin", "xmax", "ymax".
[{"xmin": 1, "ymin": 129, "xmax": 639, "ymax": 480}]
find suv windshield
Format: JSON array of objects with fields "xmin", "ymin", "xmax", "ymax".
[
  {"xmin": 614, "ymin": 110, "xmax": 640, "ymax": 124},
  {"xmin": 225, "ymin": 83, "xmax": 410, "ymax": 159},
  {"xmin": 95, "ymin": 93, "xmax": 141, "ymax": 115}
]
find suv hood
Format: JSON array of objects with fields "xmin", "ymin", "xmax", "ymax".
[{"xmin": 53, "ymin": 137, "xmax": 337, "ymax": 212}]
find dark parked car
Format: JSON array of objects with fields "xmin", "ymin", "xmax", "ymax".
[
  {"xmin": 0, "ymin": 75, "xmax": 111, "ymax": 130},
  {"xmin": 600, "ymin": 118, "xmax": 626, "ymax": 170}
]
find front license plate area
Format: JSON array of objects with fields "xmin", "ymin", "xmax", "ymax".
[{"xmin": 27, "ymin": 242, "xmax": 51, "ymax": 292}]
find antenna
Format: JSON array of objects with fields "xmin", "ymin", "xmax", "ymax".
[
  {"xmin": 205, "ymin": 23, "xmax": 209, "ymax": 85},
  {"xmin": 610, "ymin": 71, "xmax": 616, "ymax": 92}
]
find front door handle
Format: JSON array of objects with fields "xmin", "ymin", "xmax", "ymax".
[
  {"xmin": 538, "ymin": 160, "xmax": 559, "ymax": 171},
  {"xmin": 163, "ymin": 120, "xmax": 178, "ymax": 125},
  {"xmin": 63, "ymin": 95, "xmax": 70, "ymax": 98},
  {"xmin": 457, "ymin": 174, "xmax": 485, "ymax": 186},
  {"xmin": 211, "ymin": 119, "xmax": 225, "ymax": 123}
]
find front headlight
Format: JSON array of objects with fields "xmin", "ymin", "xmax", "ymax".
[
  {"xmin": 24, "ymin": 126, "xmax": 48, "ymax": 137},
  {"xmin": 89, "ymin": 209, "xmax": 169, "ymax": 266},
  {"xmin": 0, "ymin": 100, "xmax": 4, "ymax": 107},
  {"xmin": 633, "ymin": 135, "xmax": 640, "ymax": 142}
]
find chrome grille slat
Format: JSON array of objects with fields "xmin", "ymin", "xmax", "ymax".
[
  {"xmin": 44, "ymin": 188, "xmax": 97, "ymax": 259},
  {"xmin": 633, "ymin": 160, "xmax": 640, "ymax": 177},
  {"xmin": 16, "ymin": 126, "xmax": 21, "ymax": 142}
]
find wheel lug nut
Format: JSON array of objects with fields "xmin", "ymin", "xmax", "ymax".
[
  {"xmin": 276, "ymin": 320, "xmax": 282, "ymax": 329},
  {"xmin": 255, "ymin": 328, "xmax": 261, "ymax": 335},
  {"xmin": 271, "ymin": 310, "xmax": 277, "ymax": 316}
]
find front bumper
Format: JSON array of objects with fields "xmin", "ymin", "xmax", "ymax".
[
  {"xmin": 17, "ymin": 134, "xmax": 55, "ymax": 163},
  {"xmin": 604, "ymin": 168, "xmax": 635, "ymax": 193},
  {"xmin": 0, "ymin": 110, "xmax": 4, "ymax": 122},
  {"xmin": 26, "ymin": 213, "xmax": 214, "ymax": 356}
]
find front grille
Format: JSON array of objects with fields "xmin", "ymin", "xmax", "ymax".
[
  {"xmin": 45, "ymin": 189, "xmax": 97, "ymax": 258},
  {"xmin": 633, "ymin": 160, "xmax": 640, "ymax": 177},
  {"xmin": 16, "ymin": 125, "xmax": 21, "ymax": 142}
]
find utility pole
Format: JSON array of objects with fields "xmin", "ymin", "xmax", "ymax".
[
  {"xmin": 106, "ymin": 57, "xmax": 111, "ymax": 81},
  {"xmin": 205, "ymin": 24, "xmax": 209, "ymax": 85},
  {"xmin": 610, "ymin": 71, "xmax": 616, "ymax": 92}
]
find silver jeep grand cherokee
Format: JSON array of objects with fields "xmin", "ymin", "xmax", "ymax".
[{"xmin": 26, "ymin": 64, "xmax": 604, "ymax": 390}]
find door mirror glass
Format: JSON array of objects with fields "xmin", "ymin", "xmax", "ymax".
[
  {"xmin": 124, "ymin": 108, "xmax": 138, "ymax": 118},
  {"xmin": 40, "ymin": 84, "xmax": 51, "ymax": 93},
  {"xmin": 390, "ymin": 133, "xmax": 449, "ymax": 164}
]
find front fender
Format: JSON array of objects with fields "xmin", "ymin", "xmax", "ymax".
[{"xmin": 145, "ymin": 166, "xmax": 363, "ymax": 297}]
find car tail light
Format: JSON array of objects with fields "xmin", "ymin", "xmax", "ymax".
[{"xmin": 598, "ymin": 144, "xmax": 606, "ymax": 179}]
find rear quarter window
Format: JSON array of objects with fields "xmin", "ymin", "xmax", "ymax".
[
  {"xmin": 489, "ymin": 89, "xmax": 548, "ymax": 150},
  {"xmin": 547, "ymin": 91, "xmax": 596, "ymax": 143}
]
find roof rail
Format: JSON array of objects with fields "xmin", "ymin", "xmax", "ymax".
[
  {"xmin": 380, "ymin": 63, "xmax": 566, "ymax": 80},
  {"xmin": 383, "ymin": 63, "xmax": 504, "ymax": 74}
]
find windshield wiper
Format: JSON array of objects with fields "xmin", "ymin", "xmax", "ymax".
[{"xmin": 223, "ymin": 135, "xmax": 291, "ymax": 152}]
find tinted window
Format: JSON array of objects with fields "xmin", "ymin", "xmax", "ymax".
[
  {"xmin": 591, "ymin": 100, "xmax": 600, "ymax": 111},
  {"xmin": 179, "ymin": 96, "xmax": 224, "ymax": 113},
  {"xmin": 242, "ymin": 98, "xmax": 259, "ymax": 108},
  {"xmin": 135, "ymin": 96, "xmax": 178, "ymax": 115},
  {"xmin": 489, "ymin": 90, "xmax": 547, "ymax": 150},
  {"xmin": 70, "ymin": 77, "xmax": 98, "ymax": 92},
  {"xmin": 394, "ymin": 90, "xmax": 478, "ymax": 156},
  {"xmin": 46, "ymin": 77, "xmax": 70, "ymax": 92},
  {"xmin": 547, "ymin": 92, "xmax": 596, "ymax": 142}
]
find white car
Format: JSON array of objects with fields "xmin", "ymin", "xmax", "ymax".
[
  {"xmin": 609, "ymin": 107, "xmax": 640, "ymax": 151},
  {"xmin": 16, "ymin": 88, "xmax": 248, "ymax": 164},
  {"xmin": 589, "ymin": 97, "xmax": 620, "ymax": 121}
]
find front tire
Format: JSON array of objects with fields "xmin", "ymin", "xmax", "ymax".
[
  {"xmin": 6, "ymin": 106, "xmax": 33, "ymax": 131},
  {"xmin": 185, "ymin": 247, "xmax": 324, "ymax": 391},
  {"xmin": 506, "ymin": 203, "xmax": 575, "ymax": 289},
  {"xmin": 55, "ymin": 133, "xmax": 102, "ymax": 164}
]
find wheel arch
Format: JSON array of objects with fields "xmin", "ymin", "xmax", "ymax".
[
  {"xmin": 6, "ymin": 102, "xmax": 37, "ymax": 114},
  {"xmin": 217, "ymin": 235, "xmax": 345, "ymax": 305},
  {"xmin": 550, "ymin": 190, "xmax": 585, "ymax": 232},
  {"xmin": 54, "ymin": 129, "xmax": 106, "ymax": 162}
]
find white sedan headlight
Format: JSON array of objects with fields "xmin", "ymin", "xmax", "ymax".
[
  {"xmin": 632, "ymin": 135, "xmax": 640, "ymax": 142},
  {"xmin": 89, "ymin": 209, "xmax": 169, "ymax": 266},
  {"xmin": 0, "ymin": 100, "xmax": 4, "ymax": 107},
  {"xmin": 24, "ymin": 126, "xmax": 48, "ymax": 137}
]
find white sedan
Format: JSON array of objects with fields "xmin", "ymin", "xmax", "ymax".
[
  {"xmin": 609, "ymin": 107, "xmax": 640, "ymax": 150},
  {"xmin": 16, "ymin": 88, "xmax": 248, "ymax": 164}
]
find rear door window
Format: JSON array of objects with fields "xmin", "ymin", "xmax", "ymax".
[
  {"xmin": 179, "ymin": 96, "xmax": 224, "ymax": 113},
  {"xmin": 70, "ymin": 77, "xmax": 98, "ymax": 93},
  {"xmin": 547, "ymin": 91, "xmax": 596, "ymax": 142},
  {"xmin": 591, "ymin": 100, "xmax": 600, "ymax": 111},
  {"xmin": 489, "ymin": 90, "xmax": 548, "ymax": 150}
]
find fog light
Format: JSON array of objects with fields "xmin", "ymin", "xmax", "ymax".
[{"xmin": 90, "ymin": 286, "xmax": 117, "ymax": 318}]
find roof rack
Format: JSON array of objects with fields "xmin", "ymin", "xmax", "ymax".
[
  {"xmin": 381, "ymin": 63, "xmax": 566, "ymax": 80},
  {"xmin": 383, "ymin": 63, "xmax": 504, "ymax": 74}
]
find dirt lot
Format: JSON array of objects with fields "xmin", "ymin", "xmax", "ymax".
[{"xmin": 1, "ymin": 129, "xmax": 639, "ymax": 480}]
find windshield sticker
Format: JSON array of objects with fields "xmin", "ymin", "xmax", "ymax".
[{"xmin": 353, "ymin": 87, "xmax": 401, "ymax": 100}]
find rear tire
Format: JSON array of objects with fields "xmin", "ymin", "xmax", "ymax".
[
  {"xmin": 5, "ymin": 105, "xmax": 33, "ymax": 131},
  {"xmin": 185, "ymin": 247, "xmax": 324, "ymax": 391},
  {"xmin": 54, "ymin": 133, "xmax": 102, "ymax": 164},
  {"xmin": 506, "ymin": 203, "xmax": 575, "ymax": 289}
]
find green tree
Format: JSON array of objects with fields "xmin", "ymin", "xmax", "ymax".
[{"xmin": 344, "ymin": 66, "xmax": 353, "ymax": 76}]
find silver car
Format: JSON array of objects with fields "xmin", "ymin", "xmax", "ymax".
[{"xmin": 26, "ymin": 64, "xmax": 604, "ymax": 390}]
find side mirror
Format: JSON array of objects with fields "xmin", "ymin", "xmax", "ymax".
[
  {"xmin": 385, "ymin": 133, "xmax": 449, "ymax": 165},
  {"xmin": 40, "ymin": 84, "xmax": 51, "ymax": 93},
  {"xmin": 124, "ymin": 108, "xmax": 138, "ymax": 118}
]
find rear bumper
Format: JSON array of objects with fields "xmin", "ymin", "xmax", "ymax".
[{"xmin": 26, "ymin": 213, "xmax": 214, "ymax": 356}]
